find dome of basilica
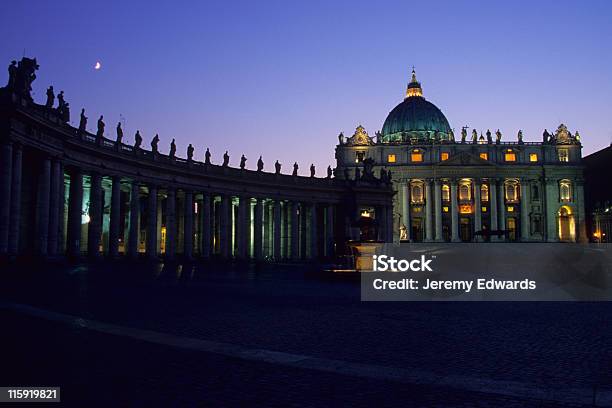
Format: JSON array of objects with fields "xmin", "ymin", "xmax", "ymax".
[{"xmin": 381, "ymin": 70, "xmax": 451, "ymax": 143}]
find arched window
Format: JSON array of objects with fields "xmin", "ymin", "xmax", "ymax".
[
  {"xmin": 442, "ymin": 185, "xmax": 450, "ymax": 201},
  {"xmin": 560, "ymin": 180, "xmax": 572, "ymax": 202},
  {"xmin": 459, "ymin": 183, "xmax": 471, "ymax": 201},
  {"xmin": 481, "ymin": 184, "xmax": 489, "ymax": 202},
  {"xmin": 505, "ymin": 180, "xmax": 519, "ymax": 202},
  {"xmin": 411, "ymin": 183, "xmax": 424, "ymax": 204}
]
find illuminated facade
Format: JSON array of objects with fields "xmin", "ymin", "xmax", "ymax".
[{"xmin": 335, "ymin": 70, "xmax": 587, "ymax": 243}]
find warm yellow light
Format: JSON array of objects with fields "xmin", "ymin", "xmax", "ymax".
[
  {"xmin": 529, "ymin": 153, "xmax": 538, "ymax": 162},
  {"xmin": 482, "ymin": 206, "xmax": 487, "ymax": 212},
  {"xmin": 459, "ymin": 204, "xmax": 472, "ymax": 214},
  {"xmin": 507, "ymin": 206, "xmax": 514, "ymax": 212},
  {"xmin": 411, "ymin": 150, "xmax": 423, "ymax": 162},
  {"xmin": 505, "ymin": 151, "xmax": 516, "ymax": 162},
  {"xmin": 479, "ymin": 153, "xmax": 488, "ymax": 160},
  {"xmin": 441, "ymin": 152, "xmax": 449, "ymax": 161},
  {"xmin": 360, "ymin": 210, "xmax": 370, "ymax": 218},
  {"xmin": 387, "ymin": 154, "xmax": 396, "ymax": 163},
  {"xmin": 442, "ymin": 206, "xmax": 449, "ymax": 212}
]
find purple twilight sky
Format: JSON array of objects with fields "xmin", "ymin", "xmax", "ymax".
[{"xmin": 2, "ymin": 0, "xmax": 612, "ymax": 175}]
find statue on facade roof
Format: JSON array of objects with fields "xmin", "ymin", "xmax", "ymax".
[
  {"xmin": 517, "ymin": 130, "xmax": 523, "ymax": 144},
  {"xmin": 379, "ymin": 168, "xmax": 386, "ymax": 183},
  {"xmin": 45, "ymin": 86, "xmax": 54, "ymax": 108},
  {"xmin": 292, "ymin": 162, "xmax": 298, "ymax": 176},
  {"xmin": 7, "ymin": 60, "xmax": 17, "ymax": 88},
  {"xmin": 449, "ymin": 128, "xmax": 455, "ymax": 142},
  {"xmin": 362, "ymin": 157, "xmax": 375, "ymax": 180},
  {"xmin": 78, "ymin": 108, "xmax": 87, "ymax": 134},
  {"xmin": 151, "ymin": 134, "xmax": 160, "ymax": 153},
  {"xmin": 96, "ymin": 115, "xmax": 105, "ymax": 138},
  {"xmin": 327, "ymin": 165, "xmax": 332, "ymax": 179},
  {"xmin": 240, "ymin": 154, "xmax": 247, "ymax": 169},
  {"xmin": 57, "ymin": 91, "xmax": 65, "ymax": 110},
  {"xmin": 461, "ymin": 127, "xmax": 467, "ymax": 143},
  {"xmin": 575, "ymin": 131, "xmax": 581, "ymax": 142},
  {"xmin": 543, "ymin": 129, "xmax": 550, "ymax": 143},
  {"xmin": 204, "ymin": 148, "xmax": 211, "ymax": 164},
  {"xmin": 134, "ymin": 130, "xmax": 142, "ymax": 148},
  {"xmin": 495, "ymin": 129, "xmax": 502, "ymax": 144},
  {"xmin": 275, "ymin": 160, "xmax": 281, "ymax": 174},
  {"xmin": 257, "ymin": 155, "xmax": 264, "ymax": 171},
  {"xmin": 310, "ymin": 163, "xmax": 315, "ymax": 177},
  {"xmin": 387, "ymin": 169, "xmax": 392, "ymax": 182},
  {"xmin": 222, "ymin": 151, "xmax": 229, "ymax": 166},
  {"xmin": 187, "ymin": 144, "xmax": 194, "ymax": 161},
  {"xmin": 116, "ymin": 122, "xmax": 123, "ymax": 145},
  {"xmin": 169, "ymin": 138, "xmax": 176, "ymax": 158},
  {"xmin": 471, "ymin": 129, "xmax": 478, "ymax": 144},
  {"xmin": 375, "ymin": 131, "xmax": 382, "ymax": 144},
  {"xmin": 486, "ymin": 129, "xmax": 492, "ymax": 144},
  {"xmin": 338, "ymin": 132, "xmax": 344, "ymax": 145}
]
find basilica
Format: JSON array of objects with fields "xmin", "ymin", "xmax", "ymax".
[{"xmin": 335, "ymin": 70, "xmax": 586, "ymax": 243}]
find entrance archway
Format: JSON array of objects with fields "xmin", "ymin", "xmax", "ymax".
[{"xmin": 558, "ymin": 206, "xmax": 575, "ymax": 242}]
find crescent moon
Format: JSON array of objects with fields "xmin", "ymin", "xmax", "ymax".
[{"xmin": 94, "ymin": 61, "xmax": 101, "ymax": 70}]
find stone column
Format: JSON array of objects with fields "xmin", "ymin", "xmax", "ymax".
[
  {"xmin": 146, "ymin": 185, "xmax": 158, "ymax": 259},
  {"xmin": 201, "ymin": 194, "xmax": 212, "ymax": 258},
  {"xmin": 425, "ymin": 180, "xmax": 433, "ymax": 242},
  {"xmin": 325, "ymin": 204, "xmax": 334, "ymax": 257},
  {"xmin": 300, "ymin": 203, "xmax": 308, "ymax": 258},
  {"xmin": 489, "ymin": 180, "xmax": 498, "ymax": 241},
  {"xmin": 237, "ymin": 195, "xmax": 248, "ymax": 259},
  {"xmin": 520, "ymin": 179, "xmax": 530, "ymax": 241},
  {"xmin": 450, "ymin": 180, "xmax": 460, "ymax": 242},
  {"xmin": 401, "ymin": 181, "xmax": 411, "ymax": 241},
  {"xmin": 473, "ymin": 179, "xmax": 482, "ymax": 240},
  {"xmin": 0, "ymin": 142, "xmax": 12, "ymax": 254},
  {"xmin": 184, "ymin": 190, "xmax": 193, "ymax": 259},
  {"xmin": 57, "ymin": 162, "xmax": 66, "ymax": 255},
  {"xmin": 219, "ymin": 194, "xmax": 230, "ymax": 258},
  {"xmin": 386, "ymin": 204, "xmax": 394, "ymax": 243},
  {"xmin": 88, "ymin": 172, "xmax": 103, "ymax": 258},
  {"xmin": 434, "ymin": 180, "xmax": 442, "ymax": 241},
  {"xmin": 165, "ymin": 188, "xmax": 176, "ymax": 259},
  {"xmin": 8, "ymin": 144, "xmax": 22, "ymax": 255},
  {"xmin": 128, "ymin": 182, "xmax": 140, "ymax": 258},
  {"xmin": 378, "ymin": 205, "xmax": 387, "ymax": 241},
  {"xmin": 67, "ymin": 169, "xmax": 83, "ymax": 257},
  {"xmin": 576, "ymin": 180, "xmax": 588, "ymax": 243},
  {"xmin": 290, "ymin": 201, "xmax": 299, "ymax": 260},
  {"xmin": 497, "ymin": 179, "xmax": 506, "ymax": 241},
  {"xmin": 36, "ymin": 158, "xmax": 51, "ymax": 256},
  {"xmin": 310, "ymin": 203, "xmax": 318, "ymax": 259},
  {"xmin": 254, "ymin": 198, "xmax": 263, "ymax": 260},
  {"xmin": 273, "ymin": 199, "xmax": 282, "ymax": 260},
  {"xmin": 544, "ymin": 177, "xmax": 558, "ymax": 242},
  {"xmin": 47, "ymin": 160, "xmax": 61, "ymax": 256},
  {"xmin": 108, "ymin": 176, "xmax": 122, "ymax": 258}
]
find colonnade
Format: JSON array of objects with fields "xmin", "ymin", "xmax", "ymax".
[{"xmin": 0, "ymin": 149, "xmax": 339, "ymax": 260}]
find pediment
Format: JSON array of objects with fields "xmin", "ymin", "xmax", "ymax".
[{"xmin": 437, "ymin": 151, "xmax": 494, "ymax": 166}]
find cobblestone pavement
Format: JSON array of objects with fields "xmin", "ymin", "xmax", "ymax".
[{"xmin": 0, "ymin": 261, "xmax": 611, "ymax": 407}]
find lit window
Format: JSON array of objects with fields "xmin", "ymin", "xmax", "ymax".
[
  {"xmin": 558, "ymin": 149, "xmax": 569, "ymax": 162},
  {"xmin": 442, "ymin": 185, "xmax": 450, "ymax": 201},
  {"xmin": 481, "ymin": 184, "xmax": 489, "ymax": 202},
  {"xmin": 481, "ymin": 206, "xmax": 487, "ymax": 212},
  {"xmin": 411, "ymin": 183, "xmax": 424, "ymax": 203},
  {"xmin": 459, "ymin": 204, "xmax": 472, "ymax": 214},
  {"xmin": 507, "ymin": 206, "xmax": 514, "ymax": 212},
  {"xmin": 387, "ymin": 154, "xmax": 396, "ymax": 163},
  {"xmin": 411, "ymin": 149, "xmax": 423, "ymax": 162},
  {"xmin": 529, "ymin": 153, "xmax": 538, "ymax": 162},
  {"xmin": 480, "ymin": 153, "xmax": 488, "ymax": 160},
  {"xmin": 442, "ymin": 206, "xmax": 449, "ymax": 212},
  {"xmin": 355, "ymin": 151, "xmax": 365, "ymax": 163},
  {"xmin": 560, "ymin": 180, "xmax": 572, "ymax": 202},
  {"xmin": 459, "ymin": 183, "xmax": 471, "ymax": 200},
  {"xmin": 504, "ymin": 150, "xmax": 516, "ymax": 162},
  {"xmin": 441, "ymin": 152, "xmax": 449, "ymax": 161},
  {"xmin": 505, "ymin": 180, "xmax": 519, "ymax": 202}
]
